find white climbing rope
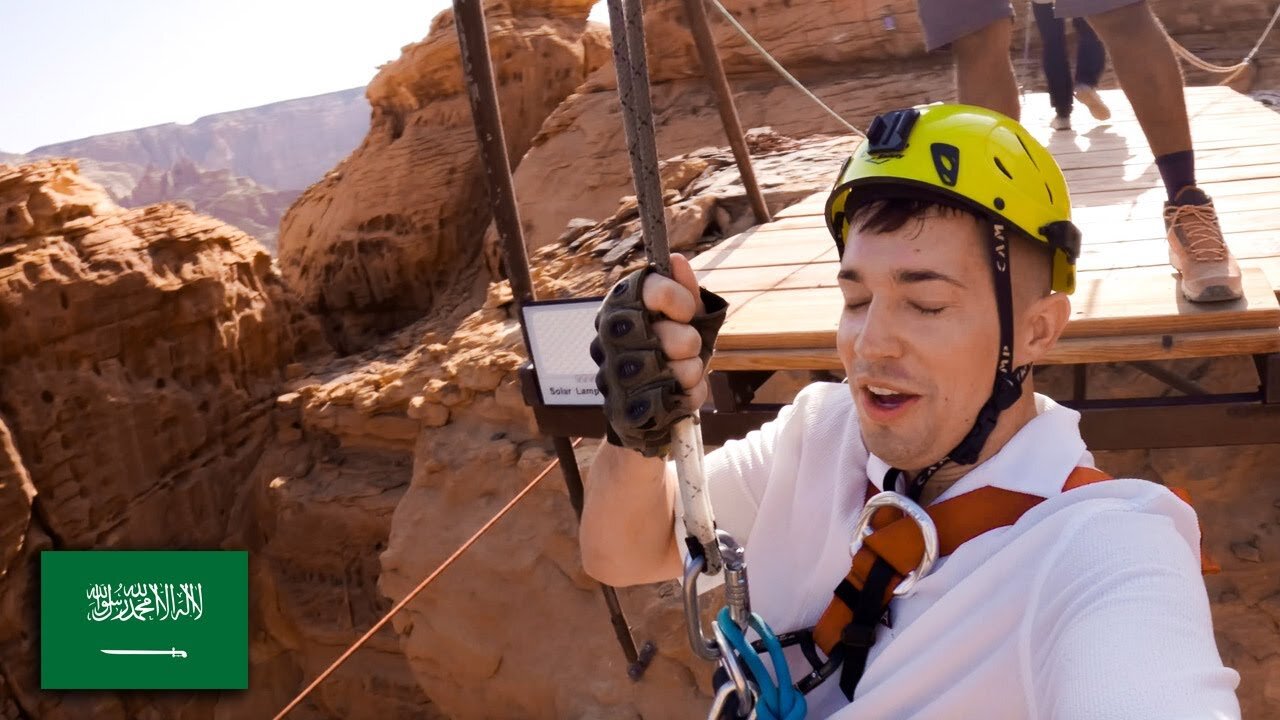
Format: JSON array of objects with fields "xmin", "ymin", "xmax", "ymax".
[
  {"xmin": 605, "ymin": 0, "xmax": 724, "ymax": 575},
  {"xmin": 1165, "ymin": 0, "xmax": 1279, "ymax": 85}
]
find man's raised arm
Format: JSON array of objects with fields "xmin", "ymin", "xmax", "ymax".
[{"xmin": 578, "ymin": 254, "xmax": 726, "ymax": 586}]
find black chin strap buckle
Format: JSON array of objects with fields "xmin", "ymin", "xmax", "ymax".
[
  {"xmin": 993, "ymin": 369, "xmax": 1025, "ymax": 410},
  {"xmin": 1039, "ymin": 220, "xmax": 1082, "ymax": 264}
]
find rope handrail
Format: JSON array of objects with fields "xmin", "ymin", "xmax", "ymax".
[
  {"xmin": 1165, "ymin": 0, "xmax": 1277, "ymax": 83},
  {"xmin": 703, "ymin": 0, "xmax": 865, "ymax": 138},
  {"xmin": 1147, "ymin": 2, "xmax": 1279, "ymax": 87},
  {"xmin": 708, "ymin": 0, "xmax": 1277, "ymax": 120},
  {"xmin": 272, "ymin": 438, "xmax": 581, "ymax": 719}
]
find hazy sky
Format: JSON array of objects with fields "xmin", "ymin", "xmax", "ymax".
[{"xmin": 1, "ymin": 0, "xmax": 604, "ymax": 153}]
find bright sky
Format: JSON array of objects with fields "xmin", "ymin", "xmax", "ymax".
[{"xmin": 1, "ymin": 0, "xmax": 606, "ymax": 153}]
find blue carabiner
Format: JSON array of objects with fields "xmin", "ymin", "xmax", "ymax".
[{"xmin": 716, "ymin": 608, "xmax": 807, "ymax": 720}]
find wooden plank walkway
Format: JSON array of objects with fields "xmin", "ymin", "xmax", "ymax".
[{"xmin": 693, "ymin": 86, "xmax": 1280, "ymax": 371}]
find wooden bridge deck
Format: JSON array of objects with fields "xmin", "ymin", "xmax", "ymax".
[{"xmin": 692, "ymin": 86, "xmax": 1280, "ymax": 372}]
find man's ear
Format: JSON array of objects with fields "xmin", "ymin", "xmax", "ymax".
[{"xmin": 1017, "ymin": 292, "xmax": 1071, "ymax": 366}]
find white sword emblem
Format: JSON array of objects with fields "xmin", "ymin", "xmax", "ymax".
[{"xmin": 101, "ymin": 648, "xmax": 188, "ymax": 658}]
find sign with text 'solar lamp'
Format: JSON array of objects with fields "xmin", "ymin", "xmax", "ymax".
[
  {"xmin": 520, "ymin": 298, "xmax": 607, "ymax": 406},
  {"xmin": 41, "ymin": 550, "xmax": 248, "ymax": 689}
]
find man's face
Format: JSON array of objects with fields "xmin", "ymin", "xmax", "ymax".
[{"xmin": 836, "ymin": 209, "xmax": 999, "ymax": 470}]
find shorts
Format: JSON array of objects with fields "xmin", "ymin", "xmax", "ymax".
[{"xmin": 916, "ymin": 0, "xmax": 1142, "ymax": 51}]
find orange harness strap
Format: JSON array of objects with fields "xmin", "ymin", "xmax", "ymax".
[{"xmin": 812, "ymin": 466, "xmax": 1111, "ymax": 656}]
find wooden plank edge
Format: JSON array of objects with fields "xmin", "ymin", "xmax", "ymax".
[{"xmin": 709, "ymin": 327, "xmax": 1280, "ymax": 371}]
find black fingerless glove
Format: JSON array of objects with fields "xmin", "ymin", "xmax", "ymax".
[{"xmin": 588, "ymin": 266, "xmax": 729, "ymax": 457}]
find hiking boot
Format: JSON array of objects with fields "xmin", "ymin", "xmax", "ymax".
[
  {"xmin": 1074, "ymin": 84, "xmax": 1111, "ymax": 121},
  {"xmin": 1050, "ymin": 114, "xmax": 1072, "ymax": 131},
  {"xmin": 1164, "ymin": 186, "xmax": 1243, "ymax": 302}
]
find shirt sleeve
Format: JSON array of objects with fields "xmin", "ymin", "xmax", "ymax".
[{"xmin": 1029, "ymin": 498, "xmax": 1241, "ymax": 720}]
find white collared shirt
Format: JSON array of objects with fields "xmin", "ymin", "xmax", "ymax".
[{"xmin": 680, "ymin": 382, "xmax": 1240, "ymax": 719}]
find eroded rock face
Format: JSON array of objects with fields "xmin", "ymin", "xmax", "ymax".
[
  {"xmin": 0, "ymin": 159, "xmax": 325, "ymax": 719},
  {"xmin": 277, "ymin": 0, "xmax": 610, "ymax": 352},
  {"xmin": 124, "ymin": 158, "xmax": 297, "ymax": 252},
  {"xmin": 0, "ymin": 419, "xmax": 35, "ymax": 589},
  {"xmin": 0, "ymin": 160, "xmax": 323, "ymax": 548}
]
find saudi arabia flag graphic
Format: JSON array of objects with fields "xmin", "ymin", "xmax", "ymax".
[{"xmin": 41, "ymin": 550, "xmax": 248, "ymax": 689}]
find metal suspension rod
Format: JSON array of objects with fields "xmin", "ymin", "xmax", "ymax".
[
  {"xmin": 1128, "ymin": 361, "xmax": 1209, "ymax": 397},
  {"xmin": 553, "ymin": 436, "xmax": 655, "ymax": 675},
  {"xmin": 452, "ymin": 0, "xmax": 651, "ymax": 678},
  {"xmin": 681, "ymin": 0, "xmax": 770, "ymax": 224},
  {"xmin": 607, "ymin": 0, "xmax": 671, "ymax": 267},
  {"xmin": 452, "ymin": 0, "xmax": 535, "ymax": 307},
  {"xmin": 605, "ymin": 0, "xmax": 723, "ymax": 575}
]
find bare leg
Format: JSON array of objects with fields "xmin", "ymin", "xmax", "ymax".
[
  {"xmin": 1085, "ymin": 1, "xmax": 1191, "ymax": 156},
  {"xmin": 952, "ymin": 19, "xmax": 1020, "ymax": 120}
]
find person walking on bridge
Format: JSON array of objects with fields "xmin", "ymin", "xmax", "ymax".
[
  {"xmin": 1030, "ymin": 0, "xmax": 1111, "ymax": 130},
  {"xmin": 580, "ymin": 104, "xmax": 1240, "ymax": 718},
  {"xmin": 915, "ymin": 0, "xmax": 1243, "ymax": 303}
]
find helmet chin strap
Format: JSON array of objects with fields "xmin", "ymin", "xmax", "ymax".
[{"xmin": 888, "ymin": 221, "xmax": 1031, "ymax": 501}]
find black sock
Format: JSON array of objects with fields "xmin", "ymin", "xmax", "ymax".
[{"xmin": 1155, "ymin": 150, "xmax": 1196, "ymax": 202}]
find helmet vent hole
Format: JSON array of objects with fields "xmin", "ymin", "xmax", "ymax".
[
  {"xmin": 929, "ymin": 142, "xmax": 961, "ymax": 186},
  {"xmin": 1015, "ymin": 133, "xmax": 1040, "ymax": 169},
  {"xmin": 1045, "ymin": 182, "xmax": 1054, "ymax": 204},
  {"xmin": 994, "ymin": 156, "xmax": 1013, "ymax": 180}
]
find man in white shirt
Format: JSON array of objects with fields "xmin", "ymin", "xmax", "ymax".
[{"xmin": 580, "ymin": 104, "xmax": 1240, "ymax": 718}]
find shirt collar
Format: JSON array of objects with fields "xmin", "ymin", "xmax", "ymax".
[{"xmin": 865, "ymin": 393, "xmax": 1092, "ymax": 502}]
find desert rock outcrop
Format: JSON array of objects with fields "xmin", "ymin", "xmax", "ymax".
[
  {"xmin": 0, "ymin": 159, "xmax": 326, "ymax": 719},
  {"xmin": 276, "ymin": 0, "xmax": 610, "ymax": 352},
  {"xmin": 124, "ymin": 157, "xmax": 297, "ymax": 252}
]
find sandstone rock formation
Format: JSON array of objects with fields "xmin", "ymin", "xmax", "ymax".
[
  {"xmin": 0, "ymin": 420, "xmax": 35, "ymax": 596},
  {"xmin": 0, "ymin": 159, "xmax": 328, "ymax": 719},
  {"xmin": 124, "ymin": 157, "xmax": 297, "ymax": 252},
  {"xmin": 276, "ymin": 0, "xmax": 610, "ymax": 352}
]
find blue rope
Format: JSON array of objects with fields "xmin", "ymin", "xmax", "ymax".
[{"xmin": 716, "ymin": 608, "xmax": 807, "ymax": 720}]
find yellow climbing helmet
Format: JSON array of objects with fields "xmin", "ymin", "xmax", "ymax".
[{"xmin": 825, "ymin": 104, "xmax": 1081, "ymax": 294}]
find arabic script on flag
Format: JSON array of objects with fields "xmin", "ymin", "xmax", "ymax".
[{"xmin": 85, "ymin": 582, "xmax": 205, "ymax": 622}]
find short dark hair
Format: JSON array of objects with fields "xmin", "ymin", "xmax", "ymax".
[{"xmin": 848, "ymin": 196, "xmax": 993, "ymax": 236}]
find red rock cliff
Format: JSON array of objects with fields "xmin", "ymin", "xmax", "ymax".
[
  {"xmin": 276, "ymin": 0, "xmax": 610, "ymax": 352},
  {"xmin": 0, "ymin": 159, "xmax": 326, "ymax": 719}
]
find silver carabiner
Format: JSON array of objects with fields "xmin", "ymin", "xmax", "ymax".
[
  {"xmin": 683, "ymin": 553, "xmax": 722, "ymax": 661},
  {"xmin": 707, "ymin": 683, "xmax": 738, "ymax": 720},
  {"xmin": 712, "ymin": 618, "xmax": 756, "ymax": 718},
  {"xmin": 706, "ymin": 683, "xmax": 759, "ymax": 720},
  {"xmin": 849, "ymin": 491, "xmax": 939, "ymax": 597},
  {"xmin": 717, "ymin": 530, "xmax": 751, "ymax": 629}
]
